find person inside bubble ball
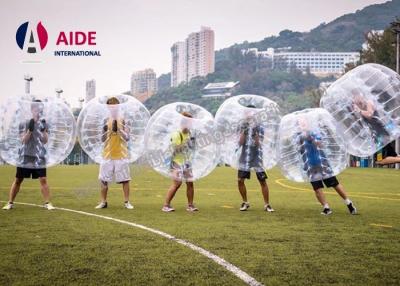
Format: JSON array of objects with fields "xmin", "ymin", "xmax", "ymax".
[
  {"xmin": 95, "ymin": 97, "xmax": 133, "ymax": 210},
  {"xmin": 236, "ymin": 104, "xmax": 274, "ymax": 212},
  {"xmin": 296, "ymin": 117, "xmax": 356, "ymax": 215},
  {"xmin": 3, "ymin": 99, "xmax": 55, "ymax": 211},
  {"xmin": 162, "ymin": 112, "xmax": 198, "ymax": 212},
  {"xmin": 352, "ymin": 90, "xmax": 391, "ymax": 147}
]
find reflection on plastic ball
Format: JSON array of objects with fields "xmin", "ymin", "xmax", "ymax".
[
  {"xmin": 144, "ymin": 102, "xmax": 219, "ymax": 182},
  {"xmin": 277, "ymin": 108, "xmax": 347, "ymax": 182},
  {"xmin": 0, "ymin": 94, "xmax": 76, "ymax": 168},
  {"xmin": 321, "ymin": 63, "xmax": 400, "ymax": 157},
  {"xmin": 77, "ymin": 94, "xmax": 150, "ymax": 164},
  {"xmin": 214, "ymin": 94, "xmax": 281, "ymax": 171}
]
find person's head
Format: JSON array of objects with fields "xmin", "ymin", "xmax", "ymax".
[
  {"xmin": 297, "ymin": 116, "xmax": 309, "ymax": 131},
  {"xmin": 31, "ymin": 99, "xmax": 44, "ymax": 119},
  {"xmin": 244, "ymin": 104, "xmax": 257, "ymax": 124},
  {"xmin": 180, "ymin": 112, "xmax": 193, "ymax": 134},
  {"xmin": 106, "ymin": 97, "xmax": 120, "ymax": 118},
  {"xmin": 106, "ymin": 97, "xmax": 120, "ymax": 105}
]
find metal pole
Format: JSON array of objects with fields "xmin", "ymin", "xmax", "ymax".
[
  {"xmin": 396, "ymin": 33, "xmax": 400, "ymax": 169},
  {"xmin": 25, "ymin": 81, "xmax": 30, "ymax": 94}
]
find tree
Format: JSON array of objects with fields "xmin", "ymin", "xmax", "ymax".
[{"xmin": 360, "ymin": 28, "xmax": 396, "ymax": 70}]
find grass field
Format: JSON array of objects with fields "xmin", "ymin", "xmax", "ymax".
[{"xmin": 0, "ymin": 165, "xmax": 399, "ymax": 286}]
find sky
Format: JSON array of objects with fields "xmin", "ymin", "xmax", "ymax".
[{"xmin": 0, "ymin": 0, "xmax": 389, "ymax": 107}]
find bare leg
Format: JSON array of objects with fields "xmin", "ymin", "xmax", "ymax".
[
  {"xmin": 164, "ymin": 180, "xmax": 182, "ymax": 206},
  {"xmin": 314, "ymin": 188, "xmax": 328, "ymax": 206},
  {"xmin": 333, "ymin": 184, "xmax": 348, "ymax": 200},
  {"xmin": 39, "ymin": 177, "xmax": 50, "ymax": 202},
  {"xmin": 186, "ymin": 182, "xmax": 194, "ymax": 205},
  {"xmin": 238, "ymin": 178, "xmax": 248, "ymax": 202},
  {"xmin": 259, "ymin": 180, "xmax": 270, "ymax": 205},
  {"xmin": 122, "ymin": 181, "xmax": 130, "ymax": 202},
  {"xmin": 100, "ymin": 181, "xmax": 108, "ymax": 202},
  {"xmin": 8, "ymin": 178, "xmax": 24, "ymax": 202}
]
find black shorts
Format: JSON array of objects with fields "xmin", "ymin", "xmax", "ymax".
[
  {"xmin": 238, "ymin": 170, "xmax": 267, "ymax": 181},
  {"xmin": 16, "ymin": 167, "xmax": 46, "ymax": 179},
  {"xmin": 311, "ymin": 176, "xmax": 339, "ymax": 191}
]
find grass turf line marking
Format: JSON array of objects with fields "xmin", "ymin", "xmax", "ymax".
[
  {"xmin": 221, "ymin": 205, "xmax": 235, "ymax": 209},
  {"xmin": 370, "ymin": 223, "xmax": 393, "ymax": 228},
  {"xmin": 275, "ymin": 179, "xmax": 400, "ymax": 202},
  {"xmin": 2, "ymin": 201, "xmax": 264, "ymax": 286}
]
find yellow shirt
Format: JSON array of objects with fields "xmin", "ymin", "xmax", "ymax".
[
  {"xmin": 171, "ymin": 131, "xmax": 190, "ymax": 165},
  {"xmin": 102, "ymin": 119, "xmax": 128, "ymax": 160}
]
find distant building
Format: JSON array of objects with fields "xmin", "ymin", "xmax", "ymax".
[
  {"xmin": 243, "ymin": 48, "xmax": 360, "ymax": 76},
  {"xmin": 171, "ymin": 42, "xmax": 187, "ymax": 87},
  {"xmin": 131, "ymin": 69, "xmax": 157, "ymax": 102},
  {"xmin": 85, "ymin": 80, "xmax": 96, "ymax": 103},
  {"xmin": 202, "ymin": 81, "xmax": 239, "ymax": 98},
  {"xmin": 85, "ymin": 79, "xmax": 96, "ymax": 103},
  {"xmin": 171, "ymin": 26, "xmax": 215, "ymax": 87}
]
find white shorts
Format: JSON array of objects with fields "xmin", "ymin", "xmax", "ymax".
[{"xmin": 99, "ymin": 159, "xmax": 131, "ymax": 183}]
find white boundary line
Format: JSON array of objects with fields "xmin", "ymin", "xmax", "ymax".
[{"xmin": 2, "ymin": 201, "xmax": 264, "ymax": 286}]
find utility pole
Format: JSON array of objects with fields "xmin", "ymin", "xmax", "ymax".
[
  {"xmin": 55, "ymin": 88, "xmax": 63, "ymax": 98},
  {"xmin": 391, "ymin": 18, "xmax": 400, "ymax": 169},
  {"xmin": 24, "ymin": 74, "xmax": 33, "ymax": 94}
]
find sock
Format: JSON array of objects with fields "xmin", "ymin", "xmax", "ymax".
[
  {"xmin": 344, "ymin": 198, "xmax": 351, "ymax": 205},
  {"xmin": 323, "ymin": 203, "xmax": 330, "ymax": 209}
]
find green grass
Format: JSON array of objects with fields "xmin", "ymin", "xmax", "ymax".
[{"xmin": 0, "ymin": 165, "xmax": 399, "ymax": 285}]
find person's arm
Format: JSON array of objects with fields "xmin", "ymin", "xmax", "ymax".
[
  {"xmin": 311, "ymin": 133, "xmax": 323, "ymax": 147},
  {"xmin": 238, "ymin": 124, "xmax": 247, "ymax": 146},
  {"xmin": 254, "ymin": 126, "xmax": 264, "ymax": 146},
  {"xmin": 376, "ymin": 156, "xmax": 400, "ymax": 165},
  {"xmin": 119, "ymin": 120, "xmax": 130, "ymax": 141},
  {"xmin": 101, "ymin": 121, "xmax": 109, "ymax": 143},
  {"xmin": 20, "ymin": 119, "xmax": 34, "ymax": 144},
  {"xmin": 39, "ymin": 119, "xmax": 48, "ymax": 144}
]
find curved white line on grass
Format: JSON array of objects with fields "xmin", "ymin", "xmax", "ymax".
[{"xmin": 5, "ymin": 201, "xmax": 264, "ymax": 286}]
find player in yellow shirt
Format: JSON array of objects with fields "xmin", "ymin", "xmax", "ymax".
[
  {"xmin": 95, "ymin": 97, "xmax": 133, "ymax": 209},
  {"xmin": 162, "ymin": 112, "xmax": 198, "ymax": 212}
]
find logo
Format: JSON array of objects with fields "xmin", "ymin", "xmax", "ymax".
[{"xmin": 16, "ymin": 21, "xmax": 48, "ymax": 53}]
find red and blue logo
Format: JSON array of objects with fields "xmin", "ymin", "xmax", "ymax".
[{"xmin": 16, "ymin": 21, "xmax": 48, "ymax": 53}]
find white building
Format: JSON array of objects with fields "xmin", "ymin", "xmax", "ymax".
[
  {"xmin": 85, "ymin": 79, "xmax": 96, "ymax": 103},
  {"xmin": 131, "ymin": 69, "xmax": 157, "ymax": 102},
  {"xmin": 243, "ymin": 48, "xmax": 360, "ymax": 76},
  {"xmin": 202, "ymin": 81, "xmax": 240, "ymax": 98},
  {"xmin": 171, "ymin": 26, "xmax": 215, "ymax": 87},
  {"xmin": 171, "ymin": 42, "xmax": 187, "ymax": 87}
]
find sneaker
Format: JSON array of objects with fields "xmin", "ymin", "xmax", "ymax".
[
  {"xmin": 186, "ymin": 204, "xmax": 199, "ymax": 212},
  {"xmin": 239, "ymin": 202, "xmax": 250, "ymax": 211},
  {"xmin": 264, "ymin": 204, "xmax": 275, "ymax": 212},
  {"xmin": 321, "ymin": 208, "xmax": 333, "ymax": 215},
  {"xmin": 347, "ymin": 202, "xmax": 357, "ymax": 215},
  {"xmin": 161, "ymin": 205, "xmax": 175, "ymax": 212},
  {"xmin": 44, "ymin": 202, "xmax": 55, "ymax": 210},
  {"xmin": 95, "ymin": 201, "xmax": 108, "ymax": 209},
  {"xmin": 2, "ymin": 202, "xmax": 14, "ymax": 210},
  {"xmin": 124, "ymin": 201, "xmax": 134, "ymax": 209}
]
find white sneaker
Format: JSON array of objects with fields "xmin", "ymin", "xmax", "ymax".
[
  {"xmin": 240, "ymin": 202, "xmax": 250, "ymax": 211},
  {"xmin": 2, "ymin": 202, "xmax": 14, "ymax": 210},
  {"xmin": 264, "ymin": 204, "xmax": 275, "ymax": 212},
  {"xmin": 95, "ymin": 202, "xmax": 108, "ymax": 209},
  {"xmin": 124, "ymin": 201, "xmax": 134, "ymax": 209},
  {"xmin": 161, "ymin": 205, "xmax": 175, "ymax": 212},
  {"xmin": 44, "ymin": 202, "xmax": 55, "ymax": 210},
  {"xmin": 186, "ymin": 204, "xmax": 199, "ymax": 212}
]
